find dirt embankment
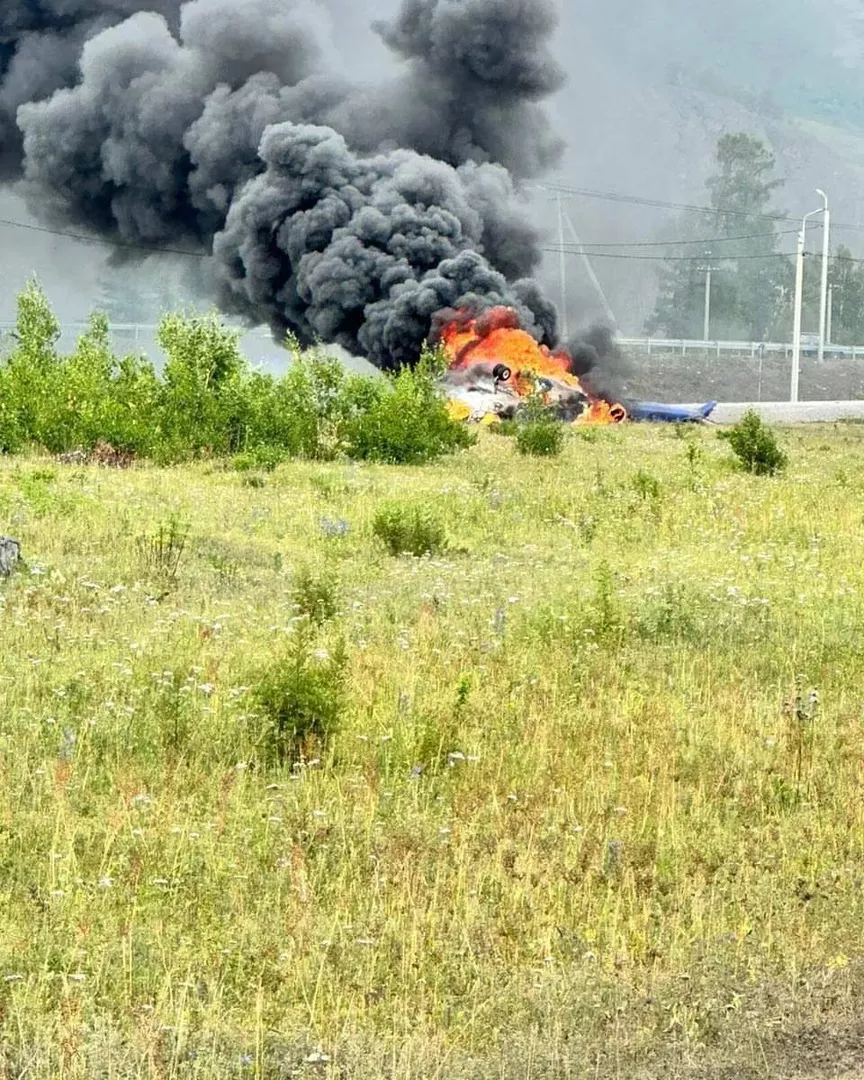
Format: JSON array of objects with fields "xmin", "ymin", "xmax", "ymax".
[{"xmin": 619, "ymin": 350, "xmax": 864, "ymax": 405}]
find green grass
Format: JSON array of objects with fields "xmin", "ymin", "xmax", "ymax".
[{"xmin": 1, "ymin": 423, "xmax": 864, "ymax": 1078}]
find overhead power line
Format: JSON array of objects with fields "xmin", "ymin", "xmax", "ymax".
[
  {"xmin": 0, "ymin": 204, "xmax": 857, "ymax": 266},
  {"xmin": 0, "ymin": 212, "xmax": 814, "ymax": 261},
  {"xmin": 534, "ymin": 181, "xmax": 864, "ymax": 235},
  {"xmin": 545, "ymin": 244, "xmax": 864, "ymax": 266},
  {"xmin": 543, "ymin": 246, "xmax": 797, "ymax": 263},
  {"xmin": 0, "ymin": 215, "xmax": 207, "ymax": 258},
  {"xmin": 576, "ymin": 227, "xmax": 801, "ymax": 249}
]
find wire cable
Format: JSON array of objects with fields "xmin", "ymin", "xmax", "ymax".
[
  {"xmin": 534, "ymin": 181, "xmax": 864, "ymax": 234},
  {"xmin": 574, "ymin": 227, "xmax": 801, "ymax": 249},
  {"xmin": 0, "ymin": 207, "xmax": 859, "ymax": 265},
  {"xmin": 0, "ymin": 215, "xmax": 207, "ymax": 258},
  {"xmin": 541, "ymin": 245, "xmax": 799, "ymax": 263}
]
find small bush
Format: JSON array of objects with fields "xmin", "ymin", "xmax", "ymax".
[
  {"xmin": 589, "ymin": 560, "xmax": 626, "ymax": 642},
  {"xmin": 158, "ymin": 309, "xmax": 246, "ymax": 456},
  {"xmin": 373, "ymin": 502, "xmax": 448, "ymax": 557},
  {"xmin": 635, "ymin": 582, "xmax": 701, "ymax": 641},
  {"xmin": 633, "ymin": 469, "xmax": 662, "ymax": 501},
  {"xmin": 347, "ymin": 347, "xmax": 475, "ymax": 464},
  {"xmin": 253, "ymin": 631, "xmax": 347, "ymax": 764},
  {"xmin": 515, "ymin": 393, "xmax": 565, "ymax": 457},
  {"xmin": 720, "ymin": 409, "xmax": 787, "ymax": 475},
  {"xmin": 233, "ymin": 446, "xmax": 285, "ymax": 472},
  {"xmin": 291, "ymin": 565, "xmax": 340, "ymax": 625},
  {"xmin": 516, "ymin": 419, "xmax": 565, "ymax": 457}
]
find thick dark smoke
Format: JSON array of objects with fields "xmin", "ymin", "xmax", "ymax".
[
  {"xmin": 2, "ymin": 0, "xmax": 569, "ymax": 370},
  {"xmin": 0, "ymin": 1, "xmax": 183, "ymax": 178},
  {"xmin": 567, "ymin": 324, "xmax": 633, "ymax": 404}
]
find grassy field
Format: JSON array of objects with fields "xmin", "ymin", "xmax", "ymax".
[{"xmin": 1, "ymin": 423, "xmax": 864, "ymax": 1079}]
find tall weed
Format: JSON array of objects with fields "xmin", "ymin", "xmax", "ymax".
[{"xmin": 253, "ymin": 630, "xmax": 347, "ymax": 764}]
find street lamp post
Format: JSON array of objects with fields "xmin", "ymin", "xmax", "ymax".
[
  {"xmin": 791, "ymin": 202, "xmax": 826, "ymax": 404},
  {"xmin": 816, "ymin": 189, "xmax": 830, "ymax": 363},
  {"xmin": 827, "ymin": 284, "xmax": 834, "ymax": 345}
]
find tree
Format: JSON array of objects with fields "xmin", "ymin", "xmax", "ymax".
[
  {"xmin": 827, "ymin": 246, "xmax": 864, "ymax": 346},
  {"xmin": 647, "ymin": 134, "xmax": 794, "ymax": 340}
]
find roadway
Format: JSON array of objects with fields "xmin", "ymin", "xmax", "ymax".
[{"xmin": 700, "ymin": 401, "xmax": 864, "ymax": 424}]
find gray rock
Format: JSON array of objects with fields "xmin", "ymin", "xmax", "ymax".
[{"xmin": 0, "ymin": 538, "xmax": 21, "ymax": 577}]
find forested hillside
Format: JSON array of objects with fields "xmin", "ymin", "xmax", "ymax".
[
  {"xmin": 569, "ymin": 0, "xmax": 860, "ymax": 125},
  {"xmin": 536, "ymin": 0, "xmax": 864, "ymax": 331}
]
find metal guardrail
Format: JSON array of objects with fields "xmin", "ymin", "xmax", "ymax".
[
  {"xmin": 0, "ymin": 322, "xmax": 274, "ymax": 339},
  {"xmin": 617, "ymin": 337, "xmax": 864, "ymax": 358},
  {"xmin": 1, "ymin": 324, "xmax": 863, "ymax": 360}
]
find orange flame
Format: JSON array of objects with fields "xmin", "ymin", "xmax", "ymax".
[{"xmin": 438, "ymin": 306, "xmax": 627, "ymax": 424}]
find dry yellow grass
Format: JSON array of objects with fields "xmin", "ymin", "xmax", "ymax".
[{"xmin": 1, "ymin": 422, "xmax": 863, "ymax": 1078}]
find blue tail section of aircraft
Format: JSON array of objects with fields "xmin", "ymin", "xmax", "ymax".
[{"xmin": 628, "ymin": 401, "xmax": 718, "ymax": 423}]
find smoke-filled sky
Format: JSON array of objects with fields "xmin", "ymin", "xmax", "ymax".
[
  {"xmin": 0, "ymin": 0, "xmax": 574, "ymax": 368},
  {"xmin": 3, "ymin": 0, "xmax": 864, "ymax": 342}
]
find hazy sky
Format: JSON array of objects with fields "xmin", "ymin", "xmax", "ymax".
[{"xmin": 3, "ymin": 0, "xmax": 864, "ymax": 335}]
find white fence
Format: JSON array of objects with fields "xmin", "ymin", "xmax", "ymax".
[
  {"xmin": 2, "ymin": 324, "xmax": 864, "ymax": 362},
  {"xmin": 0, "ymin": 322, "xmax": 285, "ymax": 365},
  {"xmin": 0, "ymin": 322, "xmax": 275, "ymax": 343},
  {"xmin": 617, "ymin": 337, "xmax": 864, "ymax": 359}
]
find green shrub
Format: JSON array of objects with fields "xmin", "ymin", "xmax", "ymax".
[
  {"xmin": 157, "ymin": 309, "xmax": 249, "ymax": 458},
  {"xmin": 514, "ymin": 393, "xmax": 565, "ymax": 457},
  {"xmin": 589, "ymin": 560, "xmax": 626, "ymax": 641},
  {"xmin": 635, "ymin": 582, "xmax": 701, "ymax": 641},
  {"xmin": 516, "ymin": 419, "xmax": 565, "ymax": 457},
  {"xmin": 0, "ymin": 279, "xmax": 62, "ymax": 451},
  {"xmin": 0, "ymin": 286, "xmax": 162, "ymax": 457},
  {"xmin": 346, "ymin": 346, "xmax": 474, "ymax": 464},
  {"xmin": 232, "ymin": 445, "xmax": 286, "ymax": 473},
  {"xmin": 0, "ymin": 283, "xmax": 477, "ymax": 468},
  {"xmin": 373, "ymin": 502, "xmax": 448, "ymax": 557},
  {"xmin": 291, "ymin": 565, "xmax": 340, "ymax": 625},
  {"xmin": 720, "ymin": 409, "xmax": 787, "ymax": 475},
  {"xmin": 253, "ymin": 631, "xmax": 347, "ymax": 764},
  {"xmin": 249, "ymin": 353, "xmax": 350, "ymax": 461},
  {"xmin": 56, "ymin": 315, "xmax": 162, "ymax": 456}
]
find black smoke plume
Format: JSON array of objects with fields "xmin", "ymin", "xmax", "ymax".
[
  {"xmin": 567, "ymin": 324, "xmax": 633, "ymax": 405},
  {"xmin": 2, "ymin": 0, "xmax": 568, "ymax": 370}
]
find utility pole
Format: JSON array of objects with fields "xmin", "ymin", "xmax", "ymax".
[
  {"xmin": 816, "ymin": 189, "xmax": 830, "ymax": 363},
  {"xmin": 697, "ymin": 256, "xmax": 719, "ymax": 342},
  {"xmin": 792, "ymin": 203, "xmax": 824, "ymax": 403},
  {"xmin": 562, "ymin": 208, "xmax": 619, "ymax": 329},
  {"xmin": 556, "ymin": 192, "xmax": 569, "ymax": 341}
]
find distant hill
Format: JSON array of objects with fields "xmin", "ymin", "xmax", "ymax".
[{"xmin": 531, "ymin": 0, "xmax": 864, "ymax": 334}]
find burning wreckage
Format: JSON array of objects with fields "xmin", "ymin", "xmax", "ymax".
[
  {"xmin": 0, "ymin": 0, "xmax": 718, "ymax": 430},
  {"xmin": 438, "ymin": 307, "xmax": 717, "ymax": 426}
]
